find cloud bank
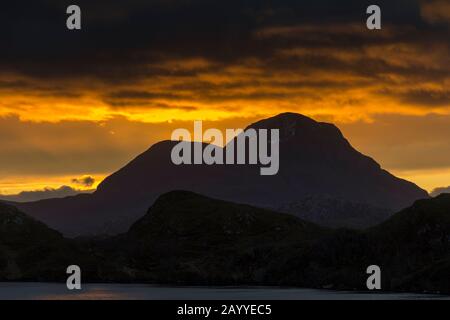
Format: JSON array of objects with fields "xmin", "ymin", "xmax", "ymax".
[
  {"xmin": 0, "ymin": 186, "xmax": 93, "ymax": 203},
  {"xmin": 0, "ymin": 0, "xmax": 448, "ymax": 123},
  {"xmin": 431, "ymin": 186, "xmax": 450, "ymax": 197}
]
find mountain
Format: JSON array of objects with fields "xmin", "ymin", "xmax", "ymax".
[
  {"xmin": 278, "ymin": 195, "xmax": 392, "ymax": 229},
  {"xmin": 2, "ymin": 191, "xmax": 450, "ymax": 293},
  {"xmin": 15, "ymin": 113, "xmax": 428, "ymax": 236},
  {"xmin": 98, "ymin": 190, "xmax": 327, "ymax": 284},
  {"xmin": 367, "ymin": 193, "xmax": 450, "ymax": 290},
  {"xmin": 96, "ymin": 191, "xmax": 450, "ymax": 292},
  {"xmin": 0, "ymin": 202, "xmax": 96, "ymax": 281},
  {"xmin": 237, "ymin": 113, "xmax": 427, "ymax": 209},
  {"xmin": 294, "ymin": 193, "xmax": 450, "ymax": 292}
]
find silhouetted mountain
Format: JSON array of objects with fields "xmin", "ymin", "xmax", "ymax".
[
  {"xmin": 367, "ymin": 193, "xmax": 450, "ymax": 292},
  {"xmin": 2, "ymin": 191, "xmax": 450, "ymax": 293},
  {"xmin": 237, "ymin": 113, "xmax": 427, "ymax": 209},
  {"xmin": 0, "ymin": 202, "xmax": 96, "ymax": 281},
  {"xmin": 99, "ymin": 190, "xmax": 326, "ymax": 284},
  {"xmin": 16, "ymin": 113, "xmax": 428, "ymax": 236},
  {"xmin": 291, "ymin": 193, "xmax": 450, "ymax": 292}
]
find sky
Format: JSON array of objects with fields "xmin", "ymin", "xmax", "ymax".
[{"xmin": 0, "ymin": 0, "xmax": 449, "ymax": 197}]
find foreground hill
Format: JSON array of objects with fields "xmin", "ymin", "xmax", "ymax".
[
  {"xmin": 1, "ymin": 192, "xmax": 450, "ymax": 293},
  {"xmin": 0, "ymin": 202, "xmax": 96, "ymax": 281},
  {"xmin": 16, "ymin": 113, "xmax": 428, "ymax": 236},
  {"xmin": 94, "ymin": 191, "xmax": 450, "ymax": 293},
  {"xmin": 274, "ymin": 193, "xmax": 450, "ymax": 292},
  {"xmin": 109, "ymin": 191, "xmax": 327, "ymax": 284},
  {"xmin": 367, "ymin": 193, "xmax": 450, "ymax": 292}
]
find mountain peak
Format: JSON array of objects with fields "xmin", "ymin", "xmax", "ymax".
[
  {"xmin": 247, "ymin": 112, "xmax": 318, "ymax": 129},
  {"xmin": 246, "ymin": 112, "xmax": 343, "ymax": 143}
]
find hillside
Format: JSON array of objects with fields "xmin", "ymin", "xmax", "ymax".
[
  {"xmin": 98, "ymin": 191, "xmax": 327, "ymax": 284},
  {"xmin": 97, "ymin": 192, "xmax": 450, "ymax": 293},
  {"xmin": 278, "ymin": 195, "xmax": 392, "ymax": 229},
  {"xmin": 0, "ymin": 202, "xmax": 97, "ymax": 281},
  {"xmin": 15, "ymin": 113, "xmax": 428, "ymax": 236},
  {"xmin": 2, "ymin": 192, "xmax": 450, "ymax": 293}
]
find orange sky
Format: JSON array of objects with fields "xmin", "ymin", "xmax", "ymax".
[{"xmin": 0, "ymin": 0, "xmax": 449, "ymax": 196}]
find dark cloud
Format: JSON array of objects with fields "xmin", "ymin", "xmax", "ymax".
[
  {"xmin": 107, "ymin": 90, "xmax": 184, "ymax": 100},
  {"xmin": 0, "ymin": 186, "xmax": 92, "ymax": 203},
  {"xmin": 420, "ymin": 0, "xmax": 450, "ymax": 25},
  {"xmin": 0, "ymin": 0, "xmax": 447, "ymax": 114},
  {"xmin": 0, "ymin": 0, "xmax": 445, "ymax": 80},
  {"xmin": 71, "ymin": 176, "xmax": 96, "ymax": 187},
  {"xmin": 382, "ymin": 89, "xmax": 450, "ymax": 107},
  {"xmin": 0, "ymin": 79, "xmax": 84, "ymax": 98},
  {"xmin": 103, "ymin": 90, "xmax": 193, "ymax": 108},
  {"xmin": 106, "ymin": 101, "xmax": 198, "ymax": 111}
]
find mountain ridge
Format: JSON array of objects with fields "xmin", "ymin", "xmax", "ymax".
[
  {"xmin": 2, "ymin": 191, "xmax": 450, "ymax": 293},
  {"xmin": 15, "ymin": 113, "xmax": 428, "ymax": 236},
  {"xmin": 98, "ymin": 191, "xmax": 450, "ymax": 291}
]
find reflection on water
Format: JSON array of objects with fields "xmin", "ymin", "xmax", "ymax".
[{"xmin": 0, "ymin": 283, "xmax": 448, "ymax": 300}]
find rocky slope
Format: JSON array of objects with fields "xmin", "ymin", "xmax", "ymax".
[{"xmin": 278, "ymin": 195, "xmax": 392, "ymax": 229}]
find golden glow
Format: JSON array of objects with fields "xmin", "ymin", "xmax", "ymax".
[
  {"xmin": 392, "ymin": 168, "xmax": 450, "ymax": 193},
  {"xmin": 0, "ymin": 174, "xmax": 106, "ymax": 195},
  {"xmin": 1, "ymin": 38, "xmax": 449, "ymax": 125},
  {"xmin": 0, "ymin": 19, "xmax": 449, "ymax": 196}
]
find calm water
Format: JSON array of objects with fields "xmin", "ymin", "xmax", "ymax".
[{"xmin": 0, "ymin": 283, "xmax": 448, "ymax": 300}]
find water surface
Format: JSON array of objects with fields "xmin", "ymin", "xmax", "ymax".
[{"xmin": 0, "ymin": 283, "xmax": 447, "ymax": 300}]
